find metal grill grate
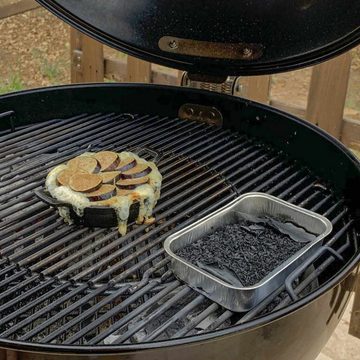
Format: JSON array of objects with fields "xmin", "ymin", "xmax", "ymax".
[{"xmin": 0, "ymin": 113, "xmax": 357, "ymax": 345}]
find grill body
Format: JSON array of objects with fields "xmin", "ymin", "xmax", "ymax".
[{"xmin": 0, "ymin": 84, "xmax": 359, "ymax": 359}]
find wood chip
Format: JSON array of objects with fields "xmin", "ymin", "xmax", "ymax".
[
  {"xmin": 67, "ymin": 156, "xmax": 99, "ymax": 173},
  {"xmin": 94, "ymin": 151, "xmax": 120, "ymax": 171},
  {"xmin": 69, "ymin": 173, "xmax": 102, "ymax": 193}
]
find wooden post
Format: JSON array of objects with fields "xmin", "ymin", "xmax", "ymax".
[
  {"xmin": 306, "ymin": 52, "xmax": 352, "ymax": 139},
  {"xmin": 70, "ymin": 28, "xmax": 104, "ymax": 83},
  {"xmin": 126, "ymin": 56, "xmax": 151, "ymax": 83},
  {"xmin": 349, "ymin": 269, "xmax": 360, "ymax": 339},
  {"xmin": 237, "ymin": 75, "xmax": 271, "ymax": 104}
]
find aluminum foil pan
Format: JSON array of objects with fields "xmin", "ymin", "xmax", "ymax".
[{"xmin": 164, "ymin": 192, "xmax": 333, "ymax": 312}]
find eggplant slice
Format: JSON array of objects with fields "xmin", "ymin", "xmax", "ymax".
[
  {"xmin": 120, "ymin": 164, "xmax": 152, "ymax": 179},
  {"xmin": 86, "ymin": 184, "xmax": 117, "ymax": 201},
  {"xmin": 95, "ymin": 151, "xmax": 120, "ymax": 171},
  {"xmin": 117, "ymin": 158, "xmax": 137, "ymax": 172},
  {"xmin": 100, "ymin": 171, "xmax": 121, "ymax": 184},
  {"xmin": 69, "ymin": 173, "xmax": 103, "ymax": 193},
  {"xmin": 67, "ymin": 156, "xmax": 100, "ymax": 173},
  {"xmin": 57, "ymin": 169, "xmax": 82, "ymax": 186},
  {"xmin": 116, "ymin": 176, "xmax": 149, "ymax": 189}
]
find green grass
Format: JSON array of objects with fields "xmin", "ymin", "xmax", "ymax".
[
  {"xmin": 0, "ymin": 73, "xmax": 24, "ymax": 95},
  {"xmin": 40, "ymin": 59, "xmax": 63, "ymax": 82},
  {"xmin": 32, "ymin": 48, "xmax": 65, "ymax": 83}
]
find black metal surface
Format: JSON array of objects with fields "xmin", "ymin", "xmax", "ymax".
[
  {"xmin": 0, "ymin": 110, "xmax": 357, "ymax": 349},
  {"xmin": 36, "ymin": 0, "xmax": 360, "ymax": 76},
  {"xmin": 0, "ymin": 85, "xmax": 359, "ymax": 358}
]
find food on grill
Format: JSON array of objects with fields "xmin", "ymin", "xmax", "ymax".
[
  {"xmin": 100, "ymin": 171, "xmax": 121, "ymax": 184},
  {"xmin": 94, "ymin": 151, "xmax": 120, "ymax": 171},
  {"xmin": 117, "ymin": 189, "xmax": 134, "ymax": 197},
  {"xmin": 86, "ymin": 184, "xmax": 117, "ymax": 201},
  {"xmin": 69, "ymin": 173, "xmax": 102, "ymax": 193},
  {"xmin": 57, "ymin": 169, "xmax": 80, "ymax": 186},
  {"xmin": 116, "ymin": 176, "xmax": 149, "ymax": 189},
  {"xmin": 46, "ymin": 151, "xmax": 162, "ymax": 235},
  {"xmin": 116, "ymin": 158, "xmax": 137, "ymax": 172},
  {"xmin": 120, "ymin": 163, "xmax": 152, "ymax": 179},
  {"xmin": 67, "ymin": 156, "xmax": 99, "ymax": 173},
  {"xmin": 175, "ymin": 219, "xmax": 314, "ymax": 287}
]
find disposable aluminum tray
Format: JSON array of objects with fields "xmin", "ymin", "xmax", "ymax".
[{"xmin": 164, "ymin": 192, "xmax": 333, "ymax": 312}]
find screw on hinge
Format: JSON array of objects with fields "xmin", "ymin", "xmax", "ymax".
[{"xmin": 168, "ymin": 40, "xmax": 178, "ymax": 50}]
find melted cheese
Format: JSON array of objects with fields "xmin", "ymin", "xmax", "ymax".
[{"xmin": 46, "ymin": 151, "xmax": 162, "ymax": 235}]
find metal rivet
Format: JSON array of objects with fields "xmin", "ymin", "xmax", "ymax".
[
  {"xmin": 168, "ymin": 40, "xmax": 178, "ymax": 50},
  {"xmin": 186, "ymin": 107, "xmax": 195, "ymax": 116},
  {"xmin": 243, "ymin": 48, "xmax": 253, "ymax": 58},
  {"xmin": 209, "ymin": 111, "xmax": 216, "ymax": 120}
]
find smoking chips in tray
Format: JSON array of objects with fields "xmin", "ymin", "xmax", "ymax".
[{"xmin": 45, "ymin": 151, "xmax": 162, "ymax": 235}]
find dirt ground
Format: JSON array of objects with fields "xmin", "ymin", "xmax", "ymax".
[{"xmin": 0, "ymin": 4, "xmax": 360, "ymax": 122}]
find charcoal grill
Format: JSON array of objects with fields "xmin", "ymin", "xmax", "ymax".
[{"xmin": 0, "ymin": 1, "xmax": 360, "ymax": 360}]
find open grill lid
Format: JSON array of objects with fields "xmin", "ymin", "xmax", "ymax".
[{"xmin": 37, "ymin": 0, "xmax": 360, "ymax": 76}]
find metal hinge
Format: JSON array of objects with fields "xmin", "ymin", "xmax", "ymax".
[
  {"xmin": 180, "ymin": 72, "xmax": 241, "ymax": 96},
  {"xmin": 178, "ymin": 72, "xmax": 241, "ymax": 126}
]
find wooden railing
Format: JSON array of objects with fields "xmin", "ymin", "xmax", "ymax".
[{"xmin": 1, "ymin": 2, "xmax": 360, "ymax": 340}]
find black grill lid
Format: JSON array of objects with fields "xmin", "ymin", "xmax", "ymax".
[{"xmin": 37, "ymin": 0, "xmax": 360, "ymax": 76}]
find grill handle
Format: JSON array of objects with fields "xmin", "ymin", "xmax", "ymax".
[
  {"xmin": 34, "ymin": 189, "xmax": 71, "ymax": 208},
  {"xmin": 130, "ymin": 146, "xmax": 162, "ymax": 164}
]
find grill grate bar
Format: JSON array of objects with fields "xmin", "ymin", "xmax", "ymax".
[
  {"xmin": 66, "ymin": 278, "xmax": 178, "ymax": 345},
  {"xmin": 41, "ymin": 260, "xmax": 172, "ymax": 344},
  {"xmin": 0, "ymin": 214, "xmax": 58, "ymax": 248},
  {"xmin": 0, "ymin": 208, "xmax": 54, "ymax": 238},
  {"xmin": 0, "ymin": 114, "xmax": 165, "ymax": 183},
  {"xmin": 29, "ymin": 228, "xmax": 106, "ymax": 272},
  {"xmin": 19, "ymin": 284, "xmax": 118, "ymax": 341},
  {"xmin": 143, "ymin": 294, "xmax": 206, "ymax": 342},
  {"xmin": 110, "ymin": 286, "xmax": 192, "ymax": 344},
  {"xmin": 171, "ymin": 303, "xmax": 220, "ymax": 338},
  {"xmin": 0, "ymin": 276, "xmax": 47, "ymax": 313},
  {"xmin": 0, "ymin": 112, "xmax": 357, "ymax": 346},
  {"xmin": 0, "ymin": 113, "xmax": 126, "ymax": 171},
  {"xmin": 0, "ymin": 114, "xmax": 90, "ymax": 149},
  {"xmin": 7, "ymin": 224, "xmax": 74, "ymax": 261},
  {"xmin": 0, "ymin": 114, "xmax": 103, "ymax": 157},
  {"xmin": 0, "ymin": 283, "xmax": 86, "ymax": 338}
]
